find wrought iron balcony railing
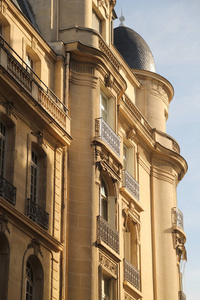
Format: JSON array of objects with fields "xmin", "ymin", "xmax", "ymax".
[
  {"xmin": 172, "ymin": 207, "xmax": 184, "ymax": 231},
  {"xmin": 27, "ymin": 198, "xmax": 49, "ymax": 230},
  {"xmin": 0, "ymin": 176, "xmax": 16, "ymax": 205},
  {"xmin": 95, "ymin": 118, "xmax": 120, "ymax": 157},
  {"xmin": 124, "ymin": 259, "xmax": 140, "ymax": 291},
  {"xmin": 0, "ymin": 36, "xmax": 69, "ymax": 130},
  {"xmin": 97, "ymin": 215, "xmax": 119, "ymax": 254},
  {"xmin": 179, "ymin": 291, "xmax": 186, "ymax": 300},
  {"xmin": 123, "ymin": 170, "xmax": 140, "ymax": 201}
]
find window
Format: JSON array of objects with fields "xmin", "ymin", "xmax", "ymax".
[
  {"xmin": 100, "ymin": 178, "xmax": 116, "ymax": 228},
  {"xmin": 92, "ymin": 10, "xmax": 102, "ymax": 34},
  {"xmin": 124, "ymin": 218, "xmax": 138, "ymax": 269},
  {"xmin": 0, "ymin": 25, "xmax": 2, "ymax": 36},
  {"xmin": 26, "ymin": 54, "xmax": 33, "ymax": 73},
  {"xmin": 30, "ymin": 151, "xmax": 38, "ymax": 203},
  {"xmin": 100, "ymin": 91, "xmax": 114, "ymax": 130},
  {"xmin": 0, "ymin": 122, "xmax": 6, "ymax": 177},
  {"xmin": 0, "ymin": 233, "xmax": 9, "ymax": 300},
  {"xmin": 27, "ymin": 144, "xmax": 48, "ymax": 229},
  {"xmin": 26, "ymin": 260, "xmax": 34, "ymax": 300},
  {"xmin": 102, "ymin": 275, "xmax": 114, "ymax": 300},
  {"xmin": 123, "ymin": 143, "xmax": 135, "ymax": 177},
  {"xmin": 25, "ymin": 256, "xmax": 43, "ymax": 300}
]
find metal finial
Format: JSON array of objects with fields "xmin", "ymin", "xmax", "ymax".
[{"xmin": 119, "ymin": 9, "xmax": 125, "ymax": 26}]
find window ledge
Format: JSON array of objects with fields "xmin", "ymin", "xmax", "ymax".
[
  {"xmin": 123, "ymin": 281, "xmax": 143, "ymax": 299},
  {"xmin": 97, "ymin": 239, "xmax": 121, "ymax": 262},
  {"xmin": 120, "ymin": 187, "xmax": 144, "ymax": 212}
]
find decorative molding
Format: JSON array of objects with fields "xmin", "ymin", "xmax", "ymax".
[
  {"xmin": 0, "ymin": 0, "xmax": 7, "ymax": 15},
  {"xmin": 0, "ymin": 214, "xmax": 10, "ymax": 234},
  {"xmin": 99, "ymin": 38, "xmax": 120, "ymax": 71},
  {"xmin": 70, "ymin": 60, "xmax": 95, "ymax": 75},
  {"xmin": 105, "ymin": 73, "xmax": 114, "ymax": 88},
  {"xmin": 31, "ymin": 131, "xmax": 46, "ymax": 147},
  {"xmin": 172, "ymin": 231, "xmax": 187, "ymax": 262},
  {"xmin": 99, "ymin": 250, "xmax": 117, "ymax": 278},
  {"xmin": 27, "ymin": 238, "xmax": 43, "ymax": 257},
  {"xmin": 126, "ymin": 127, "xmax": 137, "ymax": 141},
  {"xmin": 31, "ymin": 36, "xmax": 38, "ymax": 51},
  {"xmin": 0, "ymin": 100, "xmax": 17, "ymax": 119},
  {"xmin": 93, "ymin": 143, "xmax": 121, "ymax": 181},
  {"xmin": 124, "ymin": 291, "xmax": 135, "ymax": 300}
]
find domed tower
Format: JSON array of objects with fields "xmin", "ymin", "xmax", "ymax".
[{"xmin": 114, "ymin": 24, "xmax": 173, "ymax": 133}]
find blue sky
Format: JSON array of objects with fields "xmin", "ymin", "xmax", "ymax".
[{"xmin": 114, "ymin": 1, "xmax": 200, "ymax": 299}]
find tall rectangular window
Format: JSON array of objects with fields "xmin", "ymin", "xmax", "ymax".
[
  {"xmin": 100, "ymin": 91, "xmax": 114, "ymax": 130},
  {"xmin": 30, "ymin": 150, "xmax": 38, "ymax": 203},
  {"xmin": 0, "ymin": 122, "xmax": 6, "ymax": 177},
  {"xmin": 102, "ymin": 275, "xmax": 115, "ymax": 300}
]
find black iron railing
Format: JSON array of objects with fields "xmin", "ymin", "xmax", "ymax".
[
  {"xmin": 97, "ymin": 215, "xmax": 119, "ymax": 254},
  {"xmin": 27, "ymin": 198, "xmax": 49, "ymax": 230},
  {"xmin": 172, "ymin": 207, "xmax": 184, "ymax": 231},
  {"xmin": 95, "ymin": 118, "xmax": 120, "ymax": 157},
  {"xmin": 0, "ymin": 176, "xmax": 16, "ymax": 205},
  {"xmin": 123, "ymin": 170, "xmax": 140, "ymax": 201},
  {"xmin": 124, "ymin": 259, "xmax": 140, "ymax": 290}
]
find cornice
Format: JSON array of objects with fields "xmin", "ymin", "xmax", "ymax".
[
  {"xmin": 133, "ymin": 69, "xmax": 174, "ymax": 103},
  {"xmin": 65, "ymin": 40, "xmax": 127, "ymax": 95},
  {"xmin": 0, "ymin": 199, "xmax": 64, "ymax": 252}
]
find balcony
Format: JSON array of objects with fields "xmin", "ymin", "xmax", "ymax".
[
  {"xmin": 0, "ymin": 176, "xmax": 16, "ymax": 206},
  {"xmin": 124, "ymin": 259, "xmax": 140, "ymax": 291},
  {"xmin": 122, "ymin": 170, "xmax": 140, "ymax": 201},
  {"xmin": 0, "ymin": 36, "xmax": 70, "ymax": 131},
  {"xmin": 179, "ymin": 291, "xmax": 186, "ymax": 300},
  {"xmin": 172, "ymin": 207, "xmax": 184, "ymax": 231},
  {"xmin": 27, "ymin": 198, "xmax": 49, "ymax": 230},
  {"xmin": 95, "ymin": 118, "xmax": 120, "ymax": 157},
  {"xmin": 97, "ymin": 215, "xmax": 119, "ymax": 254}
]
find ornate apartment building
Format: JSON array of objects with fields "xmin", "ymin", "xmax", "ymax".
[{"xmin": 0, "ymin": 0, "xmax": 187, "ymax": 300}]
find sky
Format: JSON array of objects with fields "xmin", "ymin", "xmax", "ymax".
[{"xmin": 114, "ymin": 1, "xmax": 200, "ymax": 299}]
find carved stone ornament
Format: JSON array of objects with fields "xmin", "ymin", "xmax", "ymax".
[
  {"xmin": 172, "ymin": 231, "xmax": 187, "ymax": 262},
  {"xmin": 93, "ymin": 143, "xmax": 121, "ymax": 181},
  {"xmin": 0, "ymin": 100, "xmax": 17, "ymax": 118},
  {"xmin": 31, "ymin": 36, "xmax": 38, "ymax": 51},
  {"xmin": 27, "ymin": 238, "xmax": 43, "ymax": 257},
  {"xmin": 0, "ymin": 0, "xmax": 7, "ymax": 15},
  {"xmin": 125, "ymin": 292, "xmax": 135, "ymax": 300},
  {"xmin": 105, "ymin": 73, "xmax": 114, "ymax": 88},
  {"xmin": 0, "ymin": 214, "xmax": 10, "ymax": 234},
  {"xmin": 31, "ymin": 131, "xmax": 44, "ymax": 147},
  {"xmin": 127, "ymin": 127, "xmax": 137, "ymax": 141},
  {"xmin": 99, "ymin": 251, "xmax": 117, "ymax": 277}
]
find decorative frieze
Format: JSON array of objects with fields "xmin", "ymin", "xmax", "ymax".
[
  {"xmin": 99, "ymin": 38, "xmax": 120, "ymax": 70},
  {"xmin": 70, "ymin": 60, "xmax": 95, "ymax": 75},
  {"xmin": 124, "ymin": 292, "xmax": 135, "ymax": 300},
  {"xmin": 99, "ymin": 251, "xmax": 117, "ymax": 278}
]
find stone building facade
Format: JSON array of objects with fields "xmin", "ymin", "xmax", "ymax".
[{"xmin": 0, "ymin": 0, "xmax": 187, "ymax": 300}]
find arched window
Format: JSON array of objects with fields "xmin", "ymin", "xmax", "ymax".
[
  {"xmin": 100, "ymin": 178, "xmax": 116, "ymax": 229},
  {"xmin": 25, "ymin": 256, "xmax": 43, "ymax": 300},
  {"xmin": 0, "ymin": 233, "xmax": 9, "ymax": 300},
  {"xmin": 26, "ymin": 260, "xmax": 34, "ymax": 300}
]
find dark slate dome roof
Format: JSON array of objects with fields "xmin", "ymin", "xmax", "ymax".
[{"xmin": 114, "ymin": 26, "xmax": 156, "ymax": 72}]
